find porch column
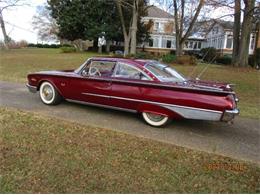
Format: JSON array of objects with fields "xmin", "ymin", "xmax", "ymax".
[{"xmin": 223, "ymin": 33, "xmax": 227, "ymax": 49}]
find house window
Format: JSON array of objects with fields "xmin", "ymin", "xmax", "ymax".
[
  {"xmin": 159, "ymin": 23, "xmax": 164, "ymax": 32},
  {"xmin": 198, "ymin": 42, "xmax": 201, "ymax": 49},
  {"xmin": 184, "ymin": 41, "xmax": 188, "ymax": 48},
  {"xmin": 166, "ymin": 40, "xmax": 171, "ymax": 48},
  {"xmin": 154, "ymin": 37, "xmax": 159, "ymax": 47},
  {"xmin": 226, "ymin": 36, "xmax": 233, "ymax": 49},
  {"xmin": 162, "ymin": 38, "xmax": 167, "ymax": 48},
  {"xmin": 213, "ymin": 27, "xmax": 219, "ymax": 35},
  {"xmin": 149, "ymin": 39, "xmax": 153, "ymax": 47},
  {"xmin": 193, "ymin": 42, "xmax": 197, "ymax": 49},
  {"xmin": 154, "ymin": 22, "xmax": 159, "ymax": 32},
  {"xmin": 188, "ymin": 41, "xmax": 193, "ymax": 48}
]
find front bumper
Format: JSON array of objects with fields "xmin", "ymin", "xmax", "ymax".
[
  {"xmin": 221, "ymin": 108, "xmax": 240, "ymax": 122},
  {"xmin": 26, "ymin": 83, "xmax": 37, "ymax": 93}
]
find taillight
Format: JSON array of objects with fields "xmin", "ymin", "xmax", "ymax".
[{"xmin": 226, "ymin": 95, "xmax": 235, "ymax": 109}]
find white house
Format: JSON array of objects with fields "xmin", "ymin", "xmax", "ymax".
[
  {"xmin": 140, "ymin": 6, "xmax": 176, "ymax": 54},
  {"xmin": 140, "ymin": 6, "xmax": 205, "ymax": 54},
  {"xmin": 204, "ymin": 20, "xmax": 256, "ymax": 55},
  {"xmin": 140, "ymin": 6, "xmax": 257, "ymax": 55}
]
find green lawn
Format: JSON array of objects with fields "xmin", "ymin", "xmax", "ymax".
[
  {"xmin": 0, "ymin": 107, "xmax": 259, "ymax": 193},
  {"xmin": 0, "ymin": 48, "xmax": 259, "ymax": 118}
]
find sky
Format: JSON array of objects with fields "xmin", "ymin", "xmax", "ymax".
[{"xmin": 0, "ymin": 0, "xmax": 233, "ymax": 44}]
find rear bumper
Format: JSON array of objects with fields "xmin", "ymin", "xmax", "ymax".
[
  {"xmin": 26, "ymin": 83, "xmax": 37, "ymax": 93},
  {"xmin": 221, "ymin": 108, "xmax": 240, "ymax": 122}
]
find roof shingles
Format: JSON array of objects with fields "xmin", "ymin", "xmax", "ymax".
[{"xmin": 146, "ymin": 6, "xmax": 174, "ymax": 19}]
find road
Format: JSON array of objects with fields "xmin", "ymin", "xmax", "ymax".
[{"xmin": 0, "ymin": 80, "xmax": 259, "ymax": 164}]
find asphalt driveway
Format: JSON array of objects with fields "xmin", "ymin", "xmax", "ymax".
[{"xmin": 0, "ymin": 80, "xmax": 259, "ymax": 164}]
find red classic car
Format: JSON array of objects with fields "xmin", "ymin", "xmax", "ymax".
[{"xmin": 27, "ymin": 57, "xmax": 239, "ymax": 127}]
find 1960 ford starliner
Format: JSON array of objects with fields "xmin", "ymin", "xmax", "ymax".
[{"xmin": 27, "ymin": 57, "xmax": 239, "ymax": 127}]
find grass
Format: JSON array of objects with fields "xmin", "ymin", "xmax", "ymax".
[
  {"xmin": 0, "ymin": 107, "xmax": 259, "ymax": 193},
  {"xmin": 0, "ymin": 48, "xmax": 259, "ymax": 119}
]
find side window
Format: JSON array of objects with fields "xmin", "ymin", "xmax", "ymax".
[
  {"xmin": 81, "ymin": 61, "xmax": 116, "ymax": 77},
  {"xmin": 113, "ymin": 63, "xmax": 150, "ymax": 80}
]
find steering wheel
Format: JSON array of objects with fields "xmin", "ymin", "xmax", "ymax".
[{"xmin": 89, "ymin": 67, "xmax": 101, "ymax": 76}]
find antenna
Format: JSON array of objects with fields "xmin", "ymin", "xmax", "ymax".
[{"xmin": 196, "ymin": 54, "xmax": 217, "ymax": 80}]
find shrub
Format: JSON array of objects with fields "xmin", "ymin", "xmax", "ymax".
[
  {"xmin": 60, "ymin": 46, "xmax": 76, "ymax": 53},
  {"xmin": 28, "ymin": 43, "xmax": 63, "ymax": 48},
  {"xmin": 5, "ymin": 40, "xmax": 28, "ymax": 49},
  {"xmin": 200, "ymin": 47, "xmax": 218, "ymax": 62},
  {"xmin": 135, "ymin": 52, "xmax": 154, "ymax": 59},
  {"xmin": 121, "ymin": 52, "xmax": 156, "ymax": 60},
  {"xmin": 110, "ymin": 45, "xmax": 124, "ymax": 52},
  {"xmin": 216, "ymin": 56, "xmax": 232, "ymax": 65},
  {"xmin": 162, "ymin": 54, "xmax": 176, "ymax": 63},
  {"xmin": 175, "ymin": 55, "xmax": 197, "ymax": 65}
]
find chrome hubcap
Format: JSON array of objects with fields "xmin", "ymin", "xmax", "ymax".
[
  {"xmin": 42, "ymin": 85, "xmax": 53, "ymax": 101},
  {"xmin": 146, "ymin": 113, "xmax": 165, "ymax": 122}
]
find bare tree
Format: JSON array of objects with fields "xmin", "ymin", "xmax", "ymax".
[
  {"xmin": 130, "ymin": 0, "xmax": 139, "ymax": 54},
  {"xmin": 0, "ymin": 0, "xmax": 28, "ymax": 48},
  {"xmin": 209, "ymin": 0, "xmax": 257, "ymax": 67},
  {"xmin": 116, "ymin": 0, "xmax": 131, "ymax": 56},
  {"xmin": 32, "ymin": 5, "xmax": 58, "ymax": 42},
  {"xmin": 173, "ymin": 0, "xmax": 205, "ymax": 56}
]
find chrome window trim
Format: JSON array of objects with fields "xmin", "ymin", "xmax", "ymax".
[
  {"xmin": 79, "ymin": 59, "xmax": 117, "ymax": 78},
  {"xmin": 144, "ymin": 62, "xmax": 186, "ymax": 82},
  {"xmin": 112, "ymin": 62, "xmax": 153, "ymax": 81}
]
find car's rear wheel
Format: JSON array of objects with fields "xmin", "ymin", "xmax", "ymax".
[
  {"xmin": 142, "ymin": 112, "xmax": 169, "ymax": 127},
  {"xmin": 39, "ymin": 81, "xmax": 62, "ymax": 105}
]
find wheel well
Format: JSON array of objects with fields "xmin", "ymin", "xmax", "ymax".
[
  {"xmin": 37, "ymin": 80, "xmax": 63, "ymax": 97},
  {"xmin": 37, "ymin": 80, "xmax": 46, "ymax": 90},
  {"xmin": 137, "ymin": 103, "xmax": 183, "ymax": 119}
]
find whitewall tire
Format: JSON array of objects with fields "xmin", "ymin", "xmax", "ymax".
[
  {"xmin": 142, "ymin": 112, "xmax": 169, "ymax": 127},
  {"xmin": 39, "ymin": 81, "xmax": 62, "ymax": 105}
]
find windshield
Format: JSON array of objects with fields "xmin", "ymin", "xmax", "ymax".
[{"xmin": 145, "ymin": 62, "xmax": 186, "ymax": 82}]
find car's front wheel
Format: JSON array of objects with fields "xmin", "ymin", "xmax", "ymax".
[
  {"xmin": 39, "ymin": 81, "xmax": 62, "ymax": 105},
  {"xmin": 142, "ymin": 112, "xmax": 169, "ymax": 127}
]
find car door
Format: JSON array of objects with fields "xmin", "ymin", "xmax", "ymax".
[
  {"xmin": 110, "ymin": 62, "xmax": 152, "ymax": 111},
  {"xmin": 69, "ymin": 60, "xmax": 116, "ymax": 106}
]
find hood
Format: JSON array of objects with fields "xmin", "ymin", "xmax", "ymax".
[{"xmin": 35, "ymin": 69, "xmax": 75, "ymax": 76}]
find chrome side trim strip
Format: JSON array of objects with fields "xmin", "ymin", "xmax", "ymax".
[
  {"xmin": 82, "ymin": 92, "xmax": 110, "ymax": 98},
  {"xmin": 164, "ymin": 105, "xmax": 222, "ymax": 121},
  {"xmin": 66, "ymin": 99, "xmax": 137, "ymax": 113},
  {"xmin": 81, "ymin": 92, "xmax": 222, "ymax": 114}
]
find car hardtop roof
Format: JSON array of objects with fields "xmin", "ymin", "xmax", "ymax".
[{"xmin": 89, "ymin": 57, "xmax": 155, "ymax": 67}]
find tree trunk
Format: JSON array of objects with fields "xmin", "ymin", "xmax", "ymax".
[
  {"xmin": 174, "ymin": 0, "xmax": 205, "ymax": 56},
  {"xmin": 0, "ymin": 12, "xmax": 9, "ymax": 48},
  {"xmin": 98, "ymin": 46, "xmax": 102, "ymax": 53},
  {"xmin": 232, "ymin": 0, "xmax": 241, "ymax": 66},
  {"xmin": 115, "ymin": 0, "xmax": 131, "ymax": 57},
  {"xmin": 105, "ymin": 40, "xmax": 111, "ymax": 53},
  {"xmin": 124, "ymin": 37, "xmax": 130, "ymax": 56},
  {"xmin": 130, "ymin": 0, "xmax": 138, "ymax": 55},
  {"xmin": 238, "ymin": 0, "xmax": 255, "ymax": 67},
  {"xmin": 173, "ymin": 0, "xmax": 180, "ymax": 56}
]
